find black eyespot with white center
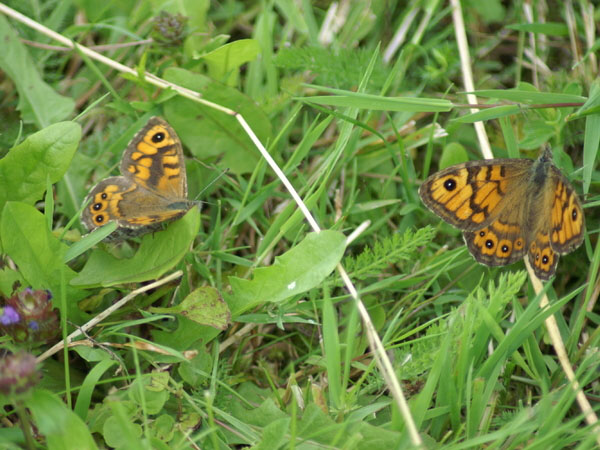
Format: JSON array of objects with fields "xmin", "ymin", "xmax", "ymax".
[
  {"xmin": 485, "ymin": 240, "xmax": 494, "ymax": 249},
  {"xmin": 501, "ymin": 245, "xmax": 509, "ymax": 253},
  {"xmin": 93, "ymin": 203, "xmax": 102, "ymax": 211},
  {"xmin": 95, "ymin": 215, "xmax": 104, "ymax": 223},
  {"xmin": 443, "ymin": 178, "xmax": 457, "ymax": 191},
  {"xmin": 542, "ymin": 255, "xmax": 549, "ymax": 264},
  {"xmin": 101, "ymin": 193, "xmax": 108, "ymax": 200},
  {"xmin": 572, "ymin": 208, "xmax": 578, "ymax": 221},
  {"xmin": 152, "ymin": 131, "xmax": 166, "ymax": 143}
]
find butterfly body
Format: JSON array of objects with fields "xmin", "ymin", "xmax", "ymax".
[
  {"xmin": 81, "ymin": 117, "xmax": 197, "ymax": 241},
  {"xmin": 418, "ymin": 147, "xmax": 584, "ymax": 280}
]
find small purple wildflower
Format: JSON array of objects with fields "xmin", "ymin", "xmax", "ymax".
[
  {"xmin": 1, "ymin": 306, "xmax": 20, "ymax": 325},
  {"xmin": 1, "ymin": 288, "xmax": 58, "ymax": 345}
]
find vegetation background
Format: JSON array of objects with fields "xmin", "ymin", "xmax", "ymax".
[{"xmin": 0, "ymin": 0, "xmax": 599, "ymax": 448}]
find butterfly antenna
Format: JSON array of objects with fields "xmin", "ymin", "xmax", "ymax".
[{"xmin": 193, "ymin": 168, "xmax": 229, "ymax": 201}]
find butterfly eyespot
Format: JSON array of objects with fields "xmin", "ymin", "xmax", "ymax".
[
  {"xmin": 572, "ymin": 208, "xmax": 578, "ymax": 220},
  {"xmin": 152, "ymin": 131, "xmax": 166, "ymax": 143},
  {"xmin": 479, "ymin": 231, "xmax": 485, "ymax": 237},
  {"xmin": 443, "ymin": 178, "xmax": 457, "ymax": 191},
  {"xmin": 95, "ymin": 215, "xmax": 105, "ymax": 223},
  {"xmin": 501, "ymin": 245, "xmax": 509, "ymax": 253},
  {"xmin": 93, "ymin": 203, "xmax": 102, "ymax": 211},
  {"xmin": 101, "ymin": 193, "xmax": 108, "ymax": 200},
  {"xmin": 542, "ymin": 255, "xmax": 549, "ymax": 264},
  {"xmin": 485, "ymin": 239, "xmax": 494, "ymax": 249}
]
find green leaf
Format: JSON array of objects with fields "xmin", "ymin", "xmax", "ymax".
[
  {"xmin": 299, "ymin": 84, "xmax": 452, "ymax": 112},
  {"xmin": 200, "ymin": 39, "xmax": 260, "ymax": 84},
  {"xmin": 129, "ymin": 373, "xmax": 169, "ymax": 415},
  {"xmin": 439, "ymin": 142, "xmax": 469, "ymax": 169},
  {"xmin": 454, "ymin": 105, "xmax": 521, "ymax": 123},
  {"xmin": 71, "ymin": 208, "xmax": 200, "ymax": 287},
  {"xmin": 349, "ymin": 199, "xmax": 401, "ymax": 214},
  {"xmin": 572, "ymin": 79, "xmax": 600, "ymax": 118},
  {"xmin": 519, "ymin": 121, "xmax": 555, "ymax": 150},
  {"xmin": 26, "ymin": 389, "xmax": 98, "ymax": 450},
  {"xmin": 0, "ymin": 121, "xmax": 81, "ymax": 217},
  {"xmin": 583, "ymin": 114, "xmax": 600, "ymax": 194},
  {"xmin": 163, "ymin": 68, "xmax": 272, "ymax": 174},
  {"xmin": 103, "ymin": 415, "xmax": 143, "ymax": 450},
  {"xmin": 0, "ymin": 15, "xmax": 74, "ymax": 127},
  {"xmin": 228, "ymin": 230, "xmax": 347, "ymax": 315},
  {"xmin": 506, "ymin": 22, "xmax": 569, "ymax": 36},
  {"xmin": 0, "ymin": 202, "xmax": 76, "ymax": 293},
  {"xmin": 0, "ymin": 268, "xmax": 25, "ymax": 297},
  {"xmin": 149, "ymin": 286, "xmax": 231, "ymax": 330},
  {"xmin": 467, "ymin": 89, "xmax": 585, "ymax": 104}
]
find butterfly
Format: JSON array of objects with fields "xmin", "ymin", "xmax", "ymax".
[
  {"xmin": 81, "ymin": 117, "xmax": 197, "ymax": 241},
  {"xmin": 418, "ymin": 147, "xmax": 585, "ymax": 280}
]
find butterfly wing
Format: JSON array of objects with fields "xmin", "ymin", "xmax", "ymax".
[
  {"xmin": 418, "ymin": 159, "xmax": 533, "ymax": 231},
  {"xmin": 527, "ymin": 228, "xmax": 559, "ymax": 280},
  {"xmin": 463, "ymin": 211, "xmax": 528, "ymax": 267},
  {"xmin": 526, "ymin": 166, "xmax": 584, "ymax": 280},
  {"xmin": 120, "ymin": 117, "xmax": 188, "ymax": 199},
  {"xmin": 547, "ymin": 166, "xmax": 585, "ymax": 254},
  {"xmin": 81, "ymin": 177, "xmax": 191, "ymax": 231}
]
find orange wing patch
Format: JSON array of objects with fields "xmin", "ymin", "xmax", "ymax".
[
  {"xmin": 466, "ymin": 221, "xmax": 525, "ymax": 263},
  {"xmin": 528, "ymin": 231, "xmax": 558, "ymax": 280},
  {"xmin": 550, "ymin": 181, "xmax": 584, "ymax": 251}
]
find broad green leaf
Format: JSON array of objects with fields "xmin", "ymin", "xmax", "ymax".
[
  {"xmin": 0, "ymin": 121, "xmax": 81, "ymax": 215},
  {"xmin": 439, "ymin": 142, "xmax": 469, "ymax": 169},
  {"xmin": 228, "ymin": 230, "xmax": 346, "ymax": 315},
  {"xmin": 149, "ymin": 286, "xmax": 231, "ymax": 330},
  {"xmin": 0, "ymin": 202, "xmax": 76, "ymax": 294},
  {"xmin": 71, "ymin": 208, "xmax": 200, "ymax": 287},
  {"xmin": 163, "ymin": 68, "xmax": 272, "ymax": 174},
  {"xmin": 0, "ymin": 268, "xmax": 25, "ymax": 297},
  {"xmin": 0, "ymin": 15, "xmax": 74, "ymax": 127},
  {"xmin": 26, "ymin": 389, "xmax": 98, "ymax": 450},
  {"xmin": 519, "ymin": 121, "xmax": 555, "ymax": 150},
  {"xmin": 253, "ymin": 418, "xmax": 291, "ymax": 450},
  {"xmin": 200, "ymin": 39, "xmax": 260, "ymax": 84},
  {"xmin": 129, "ymin": 374, "xmax": 169, "ymax": 415},
  {"xmin": 103, "ymin": 415, "xmax": 143, "ymax": 450}
]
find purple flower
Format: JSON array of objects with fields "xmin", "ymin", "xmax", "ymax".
[
  {"xmin": 1, "ymin": 288, "xmax": 58, "ymax": 345},
  {"xmin": 1, "ymin": 306, "xmax": 20, "ymax": 325}
]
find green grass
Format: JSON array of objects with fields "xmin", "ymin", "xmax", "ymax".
[{"xmin": 0, "ymin": 1, "xmax": 599, "ymax": 449}]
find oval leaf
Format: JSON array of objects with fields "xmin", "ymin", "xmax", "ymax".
[{"xmin": 228, "ymin": 230, "xmax": 347, "ymax": 315}]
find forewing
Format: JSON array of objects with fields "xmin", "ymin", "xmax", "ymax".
[
  {"xmin": 120, "ymin": 117, "xmax": 188, "ymax": 198},
  {"xmin": 82, "ymin": 176, "xmax": 191, "ymax": 230},
  {"xmin": 418, "ymin": 158, "xmax": 533, "ymax": 231}
]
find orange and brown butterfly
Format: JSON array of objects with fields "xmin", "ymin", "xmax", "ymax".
[
  {"xmin": 81, "ymin": 117, "xmax": 197, "ymax": 241},
  {"xmin": 418, "ymin": 147, "xmax": 585, "ymax": 280}
]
